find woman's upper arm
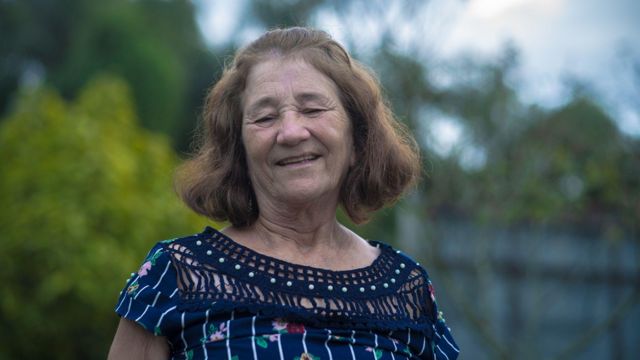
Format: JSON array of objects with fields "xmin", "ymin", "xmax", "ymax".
[{"xmin": 108, "ymin": 318, "xmax": 170, "ymax": 360}]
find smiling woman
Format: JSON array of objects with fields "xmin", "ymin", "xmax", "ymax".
[
  {"xmin": 242, "ymin": 58, "xmax": 355, "ymax": 210},
  {"xmin": 108, "ymin": 27, "xmax": 459, "ymax": 360}
]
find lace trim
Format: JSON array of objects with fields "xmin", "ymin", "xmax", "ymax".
[{"xmin": 166, "ymin": 227, "xmax": 435, "ymax": 334}]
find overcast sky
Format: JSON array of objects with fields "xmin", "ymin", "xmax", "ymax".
[
  {"xmin": 196, "ymin": 0, "xmax": 640, "ymax": 137},
  {"xmin": 438, "ymin": 0, "xmax": 640, "ymax": 136}
]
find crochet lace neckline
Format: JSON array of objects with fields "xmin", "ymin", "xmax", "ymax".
[
  {"xmin": 165, "ymin": 227, "xmax": 434, "ymax": 333},
  {"xmin": 203, "ymin": 226, "xmax": 389, "ymax": 277}
]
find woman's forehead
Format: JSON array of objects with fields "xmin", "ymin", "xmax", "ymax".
[{"xmin": 242, "ymin": 58, "xmax": 341, "ymax": 110}]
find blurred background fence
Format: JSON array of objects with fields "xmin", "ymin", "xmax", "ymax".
[
  {"xmin": 1, "ymin": 0, "xmax": 638, "ymax": 359},
  {"xmin": 407, "ymin": 219, "xmax": 639, "ymax": 359}
]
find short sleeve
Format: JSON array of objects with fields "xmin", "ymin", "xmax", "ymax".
[
  {"xmin": 114, "ymin": 242, "xmax": 181, "ymax": 337},
  {"xmin": 426, "ymin": 279, "xmax": 460, "ymax": 360}
]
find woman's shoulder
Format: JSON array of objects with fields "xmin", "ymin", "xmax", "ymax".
[
  {"xmin": 152, "ymin": 227, "xmax": 213, "ymax": 248},
  {"xmin": 369, "ymin": 240, "xmax": 431, "ymax": 280},
  {"xmin": 146, "ymin": 226, "xmax": 220, "ymax": 260}
]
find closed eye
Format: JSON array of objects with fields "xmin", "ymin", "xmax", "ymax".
[
  {"xmin": 302, "ymin": 108, "xmax": 325, "ymax": 117},
  {"xmin": 254, "ymin": 115, "xmax": 277, "ymax": 124}
]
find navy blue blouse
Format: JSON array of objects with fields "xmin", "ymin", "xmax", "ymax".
[{"xmin": 115, "ymin": 227, "xmax": 459, "ymax": 359}]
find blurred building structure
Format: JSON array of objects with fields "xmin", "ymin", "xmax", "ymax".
[{"xmin": 400, "ymin": 218, "xmax": 639, "ymax": 359}]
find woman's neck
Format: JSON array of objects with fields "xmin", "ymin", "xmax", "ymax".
[
  {"xmin": 223, "ymin": 210, "xmax": 377, "ymax": 271},
  {"xmin": 254, "ymin": 215, "xmax": 346, "ymax": 253},
  {"xmin": 257, "ymin": 195, "xmax": 340, "ymax": 241}
]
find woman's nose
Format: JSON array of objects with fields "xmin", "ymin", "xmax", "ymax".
[{"xmin": 276, "ymin": 110, "xmax": 311, "ymax": 145}]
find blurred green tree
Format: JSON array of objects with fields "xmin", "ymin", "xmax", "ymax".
[
  {"xmin": 0, "ymin": 75, "xmax": 210, "ymax": 359},
  {"xmin": 0, "ymin": 0, "xmax": 219, "ymax": 151},
  {"xmin": 245, "ymin": 0, "xmax": 324, "ymax": 27},
  {"xmin": 493, "ymin": 97, "xmax": 640, "ymax": 234},
  {"xmin": 414, "ymin": 48, "xmax": 640, "ymax": 237}
]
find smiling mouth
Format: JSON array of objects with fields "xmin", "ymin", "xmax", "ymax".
[{"xmin": 276, "ymin": 154, "xmax": 320, "ymax": 166}]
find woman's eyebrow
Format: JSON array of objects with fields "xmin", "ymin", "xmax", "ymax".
[
  {"xmin": 295, "ymin": 92, "xmax": 333, "ymax": 105},
  {"xmin": 245, "ymin": 97, "xmax": 279, "ymax": 116}
]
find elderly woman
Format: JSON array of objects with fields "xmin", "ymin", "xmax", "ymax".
[{"xmin": 109, "ymin": 27, "xmax": 459, "ymax": 360}]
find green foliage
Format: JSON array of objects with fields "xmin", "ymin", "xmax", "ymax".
[
  {"xmin": 0, "ymin": 0, "xmax": 218, "ymax": 151},
  {"xmin": 495, "ymin": 98, "xmax": 640, "ymax": 231},
  {"xmin": 418, "ymin": 52, "xmax": 640, "ymax": 236},
  {"xmin": 247, "ymin": 0, "xmax": 324, "ymax": 28},
  {"xmin": 0, "ymin": 75, "xmax": 211, "ymax": 359},
  {"xmin": 57, "ymin": 3, "xmax": 186, "ymax": 135}
]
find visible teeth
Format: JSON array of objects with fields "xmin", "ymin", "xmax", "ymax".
[{"xmin": 279, "ymin": 155, "xmax": 317, "ymax": 165}]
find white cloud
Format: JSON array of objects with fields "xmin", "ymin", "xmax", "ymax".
[{"xmin": 436, "ymin": 0, "xmax": 640, "ymax": 135}]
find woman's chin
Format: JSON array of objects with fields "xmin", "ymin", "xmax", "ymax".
[{"xmin": 270, "ymin": 183, "xmax": 338, "ymax": 207}]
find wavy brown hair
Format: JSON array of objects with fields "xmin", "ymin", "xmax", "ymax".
[{"xmin": 175, "ymin": 27, "xmax": 421, "ymax": 227}]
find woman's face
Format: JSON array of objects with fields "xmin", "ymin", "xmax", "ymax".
[{"xmin": 241, "ymin": 58, "xmax": 355, "ymax": 208}]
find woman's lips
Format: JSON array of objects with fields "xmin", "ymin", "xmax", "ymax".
[{"xmin": 276, "ymin": 154, "xmax": 320, "ymax": 166}]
